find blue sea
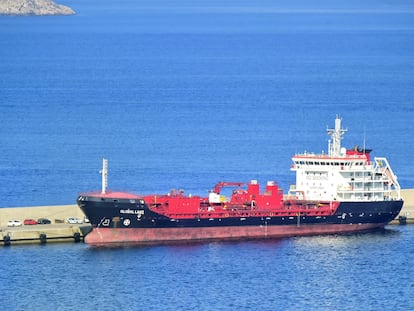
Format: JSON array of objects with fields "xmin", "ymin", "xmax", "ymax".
[{"xmin": 1, "ymin": 0, "xmax": 414, "ymax": 309}]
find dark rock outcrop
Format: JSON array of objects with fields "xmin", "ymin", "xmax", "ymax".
[{"xmin": 0, "ymin": 0, "xmax": 75, "ymax": 15}]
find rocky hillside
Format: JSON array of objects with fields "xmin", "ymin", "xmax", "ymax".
[{"xmin": 0, "ymin": 0, "xmax": 75, "ymax": 15}]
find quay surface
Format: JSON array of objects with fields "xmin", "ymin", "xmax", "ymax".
[
  {"xmin": 1, "ymin": 189, "xmax": 413, "ymax": 245},
  {"xmin": 0, "ymin": 204, "xmax": 91, "ymax": 245},
  {"xmin": 390, "ymin": 189, "xmax": 414, "ymax": 224}
]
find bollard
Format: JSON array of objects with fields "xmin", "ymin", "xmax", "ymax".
[
  {"xmin": 73, "ymin": 232, "xmax": 81, "ymax": 243},
  {"xmin": 39, "ymin": 233, "xmax": 47, "ymax": 244},
  {"xmin": 3, "ymin": 235, "xmax": 11, "ymax": 246},
  {"xmin": 398, "ymin": 215, "xmax": 407, "ymax": 225}
]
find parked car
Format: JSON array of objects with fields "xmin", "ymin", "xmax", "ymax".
[
  {"xmin": 66, "ymin": 217, "xmax": 83, "ymax": 224},
  {"xmin": 24, "ymin": 219, "xmax": 38, "ymax": 225},
  {"xmin": 37, "ymin": 218, "xmax": 51, "ymax": 224},
  {"xmin": 7, "ymin": 220, "xmax": 22, "ymax": 227}
]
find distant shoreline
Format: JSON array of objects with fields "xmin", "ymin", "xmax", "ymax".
[{"xmin": 0, "ymin": 0, "xmax": 75, "ymax": 16}]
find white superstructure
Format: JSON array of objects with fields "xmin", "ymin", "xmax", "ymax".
[{"xmin": 290, "ymin": 116, "xmax": 401, "ymax": 202}]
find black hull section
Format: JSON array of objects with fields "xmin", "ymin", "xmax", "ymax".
[{"xmin": 77, "ymin": 196, "xmax": 403, "ymax": 230}]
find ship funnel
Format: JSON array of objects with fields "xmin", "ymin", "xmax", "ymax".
[{"xmin": 101, "ymin": 158, "xmax": 108, "ymax": 194}]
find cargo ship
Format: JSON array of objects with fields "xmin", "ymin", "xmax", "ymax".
[{"xmin": 77, "ymin": 117, "xmax": 403, "ymax": 246}]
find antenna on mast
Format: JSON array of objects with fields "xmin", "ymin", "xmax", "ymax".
[
  {"xmin": 100, "ymin": 158, "xmax": 108, "ymax": 194},
  {"xmin": 327, "ymin": 115, "xmax": 347, "ymax": 156},
  {"xmin": 363, "ymin": 127, "xmax": 366, "ymax": 155}
]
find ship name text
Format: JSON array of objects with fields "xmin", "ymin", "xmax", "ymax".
[{"xmin": 120, "ymin": 209, "xmax": 145, "ymax": 216}]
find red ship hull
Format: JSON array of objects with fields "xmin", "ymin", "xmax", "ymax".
[{"xmin": 85, "ymin": 222, "xmax": 387, "ymax": 246}]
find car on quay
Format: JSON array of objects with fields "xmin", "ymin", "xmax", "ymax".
[
  {"xmin": 24, "ymin": 219, "xmax": 38, "ymax": 225},
  {"xmin": 37, "ymin": 218, "xmax": 51, "ymax": 224},
  {"xmin": 66, "ymin": 217, "xmax": 83, "ymax": 224},
  {"xmin": 7, "ymin": 220, "xmax": 22, "ymax": 227}
]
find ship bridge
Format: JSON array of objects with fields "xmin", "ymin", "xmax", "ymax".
[{"xmin": 290, "ymin": 117, "xmax": 401, "ymax": 202}]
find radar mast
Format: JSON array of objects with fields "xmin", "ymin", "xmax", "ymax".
[{"xmin": 327, "ymin": 116, "xmax": 347, "ymax": 156}]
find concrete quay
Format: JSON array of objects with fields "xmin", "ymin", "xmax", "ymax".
[
  {"xmin": 0, "ymin": 204, "xmax": 91, "ymax": 245},
  {"xmin": 1, "ymin": 224, "xmax": 92, "ymax": 245},
  {"xmin": 391, "ymin": 189, "xmax": 414, "ymax": 224}
]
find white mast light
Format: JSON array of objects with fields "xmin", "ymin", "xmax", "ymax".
[{"xmin": 101, "ymin": 158, "xmax": 108, "ymax": 194}]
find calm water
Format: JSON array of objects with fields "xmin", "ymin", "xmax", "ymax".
[
  {"xmin": 1, "ymin": 0, "xmax": 414, "ymax": 309},
  {"xmin": 1, "ymin": 227, "xmax": 414, "ymax": 310}
]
